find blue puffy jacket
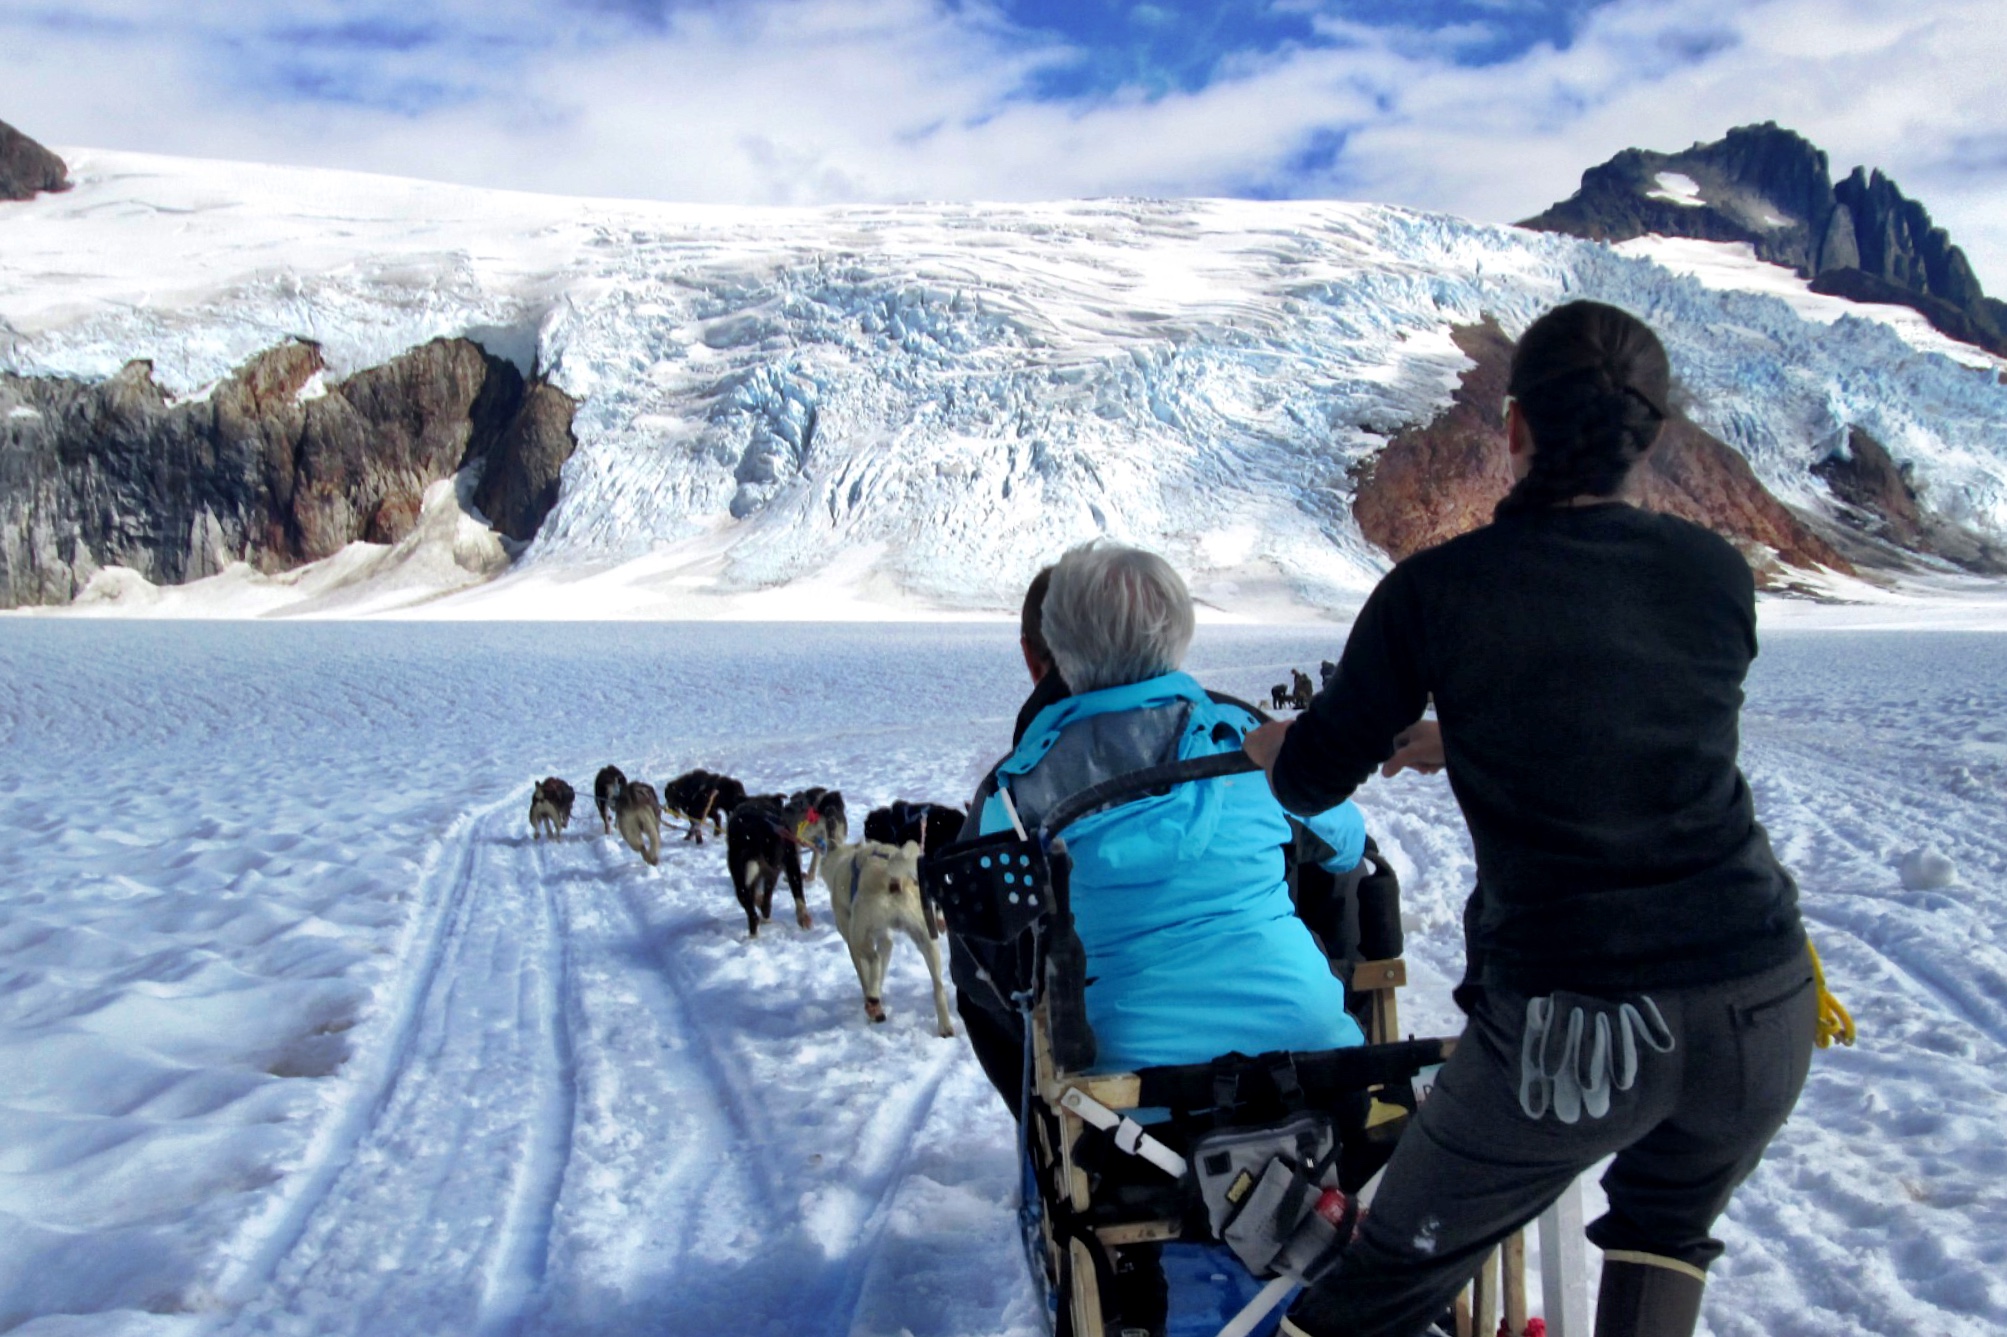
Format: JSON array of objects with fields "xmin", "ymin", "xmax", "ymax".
[{"xmin": 977, "ymin": 671, "xmax": 1367, "ymax": 1071}]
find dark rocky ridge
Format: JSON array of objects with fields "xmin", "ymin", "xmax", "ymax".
[
  {"xmin": 1, "ymin": 118, "xmax": 67, "ymax": 200},
  {"xmin": 1521, "ymin": 123, "xmax": 2007, "ymax": 357},
  {"xmin": 0, "ymin": 338, "xmax": 578, "ymax": 607},
  {"xmin": 1351, "ymin": 320, "xmax": 1854, "ymax": 585},
  {"xmin": 1812, "ymin": 427, "xmax": 2004, "ymax": 573}
]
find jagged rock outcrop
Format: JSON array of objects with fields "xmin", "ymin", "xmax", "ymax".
[
  {"xmin": 1812, "ymin": 427, "xmax": 2004, "ymax": 573},
  {"xmin": 474, "ymin": 379, "xmax": 580, "ymax": 543},
  {"xmin": 0, "ymin": 338, "xmax": 579, "ymax": 606},
  {"xmin": 1351, "ymin": 320, "xmax": 1851, "ymax": 584},
  {"xmin": 1522, "ymin": 124, "xmax": 2007, "ymax": 356},
  {"xmin": 1, "ymin": 118, "xmax": 68, "ymax": 200},
  {"xmin": 1350, "ymin": 323, "xmax": 1519, "ymax": 561}
]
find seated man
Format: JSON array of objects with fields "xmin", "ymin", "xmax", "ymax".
[{"xmin": 952, "ymin": 542, "xmax": 1368, "ymax": 1099}]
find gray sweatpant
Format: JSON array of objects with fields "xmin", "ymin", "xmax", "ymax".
[{"xmin": 1289, "ymin": 949, "xmax": 1817, "ymax": 1337}]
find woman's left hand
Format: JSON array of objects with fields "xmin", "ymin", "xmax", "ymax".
[{"xmin": 1243, "ymin": 719, "xmax": 1291, "ymax": 775}]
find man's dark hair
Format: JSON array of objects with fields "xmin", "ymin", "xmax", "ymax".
[
  {"xmin": 1495, "ymin": 300, "xmax": 1671, "ymax": 518},
  {"xmin": 1021, "ymin": 565, "xmax": 1055, "ymax": 667}
]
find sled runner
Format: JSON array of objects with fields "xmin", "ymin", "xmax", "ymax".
[{"xmin": 923, "ymin": 749, "xmax": 1453, "ymax": 1337}]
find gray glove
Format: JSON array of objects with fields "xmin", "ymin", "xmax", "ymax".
[{"xmin": 1518, "ymin": 992, "xmax": 1675, "ymax": 1123}]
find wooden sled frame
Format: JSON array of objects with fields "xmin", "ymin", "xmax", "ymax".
[{"xmin": 1027, "ymin": 954, "xmax": 1436, "ymax": 1337}]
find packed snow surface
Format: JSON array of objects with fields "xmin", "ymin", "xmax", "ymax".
[
  {"xmin": 0, "ymin": 621, "xmax": 2002, "ymax": 1336},
  {"xmin": 4, "ymin": 151, "xmax": 2007, "ymax": 618}
]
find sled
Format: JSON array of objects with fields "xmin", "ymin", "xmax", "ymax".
[{"xmin": 924, "ymin": 750, "xmax": 1457, "ymax": 1337}]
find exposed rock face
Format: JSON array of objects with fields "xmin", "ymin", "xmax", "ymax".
[
  {"xmin": 1352, "ymin": 320, "xmax": 1852, "ymax": 583},
  {"xmin": 1350, "ymin": 322, "xmax": 1518, "ymax": 561},
  {"xmin": 1520, "ymin": 124, "xmax": 1839, "ymax": 272},
  {"xmin": 0, "ymin": 118, "xmax": 68, "ymax": 200},
  {"xmin": 1814, "ymin": 427, "xmax": 1926, "ymax": 547},
  {"xmin": 1522, "ymin": 123, "xmax": 2007, "ymax": 356},
  {"xmin": 0, "ymin": 338, "xmax": 579, "ymax": 607},
  {"xmin": 1813, "ymin": 427, "xmax": 2005, "ymax": 573},
  {"xmin": 1630, "ymin": 423, "xmax": 1849, "ymax": 577},
  {"xmin": 474, "ymin": 380, "xmax": 580, "ymax": 543}
]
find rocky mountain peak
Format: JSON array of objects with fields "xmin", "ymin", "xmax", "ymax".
[
  {"xmin": 1522, "ymin": 123, "xmax": 2007, "ymax": 357},
  {"xmin": 1, "ymin": 118, "xmax": 69, "ymax": 201}
]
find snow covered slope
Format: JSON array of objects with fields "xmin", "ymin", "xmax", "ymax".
[{"xmin": 4, "ymin": 149, "xmax": 2007, "ymax": 617}]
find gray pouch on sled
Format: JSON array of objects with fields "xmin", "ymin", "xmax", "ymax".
[{"xmin": 1191, "ymin": 1113, "xmax": 1342, "ymax": 1279}]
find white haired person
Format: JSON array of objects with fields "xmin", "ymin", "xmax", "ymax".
[{"xmin": 950, "ymin": 542, "xmax": 1369, "ymax": 1096}]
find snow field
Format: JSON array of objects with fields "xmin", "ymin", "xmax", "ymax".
[{"xmin": 0, "ymin": 623, "xmax": 2001, "ymax": 1335}]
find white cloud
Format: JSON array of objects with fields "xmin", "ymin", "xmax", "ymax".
[{"xmin": 6, "ymin": 0, "xmax": 2006, "ymax": 287}]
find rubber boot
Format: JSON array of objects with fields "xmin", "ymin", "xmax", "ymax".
[{"xmin": 1594, "ymin": 1253, "xmax": 1706, "ymax": 1337}]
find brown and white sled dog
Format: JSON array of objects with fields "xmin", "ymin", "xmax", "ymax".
[
  {"xmin": 614, "ymin": 778, "xmax": 663, "ymax": 867},
  {"xmin": 817, "ymin": 839, "xmax": 954, "ymax": 1037},
  {"xmin": 529, "ymin": 776, "xmax": 576, "ymax": 841}
]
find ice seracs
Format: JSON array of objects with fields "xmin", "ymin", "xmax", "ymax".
[{"xmin": 2, "ymin": 148, "xmax": 2005, "ymax": 619}]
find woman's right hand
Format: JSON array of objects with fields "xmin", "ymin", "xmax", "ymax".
[{"xmin": 1381, "ymin": 719, "xmax": 1444, "ymax": 778}]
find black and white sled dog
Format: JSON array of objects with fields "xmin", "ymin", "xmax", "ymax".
[
  {"xmin": 613, "ymin": 777, "xmax": 663, "ymax": 867},
  {"xmin": 530, "ymin": 776, "xmax": 576, "ymax": 841},
  {"xmin": 726, "ymin": 794, "xmax": 813, "ymax": 935},
  {"xmin": 862, "ymin": 800, "xmax": 964, "ymax": 853},
  {"xmin": 594, "ymin": 765, "xmax": 626, "ymax": 834},
  {"xmin": 663, "ymin": 770, "xmax": 747, "ymax": 844},
  {"xmin": 814, "ymin": 836, "xmax": 955, "ymax": 1037}
]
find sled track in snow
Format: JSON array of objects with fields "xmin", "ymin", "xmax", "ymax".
[
  {"xmin": 477, "ymin": 833, "xmax": 581, "ymax": 1336},
  {"xmin": 595, "ymin": 833, "xmax": 962, "ymax": 1337},
  {"xmin": 208, "ymin": 795, "xmax": 505, "ymax": 1323},
  {"xmin": 1745, "ymin": 730, "xmax": 2007, "ymax": 1054},
  {"xmin": 1706, "ymin": 727, "xmax": 2007, "ymax": 1337},
  {"xmin": 201, "ymin": 766, "xmax": 981, "ymax": 1337},
  {"xmin": 208, "ymin": 796, "xmax": 592, "ymax": 1335}
]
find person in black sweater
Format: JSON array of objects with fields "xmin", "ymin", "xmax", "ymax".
[{"xmin": 1246, "ymin": 301, "xmax": 1816, "ymax": 1337}]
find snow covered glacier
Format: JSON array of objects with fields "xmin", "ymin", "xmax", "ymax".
[{"xmin": 3, "ymin": 150, "xmax": 2005, "ymax": 616}]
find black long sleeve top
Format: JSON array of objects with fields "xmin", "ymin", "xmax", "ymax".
[{"xmin": 1273, "ymin": 504, "xmax": 1805, "ymax": 995}]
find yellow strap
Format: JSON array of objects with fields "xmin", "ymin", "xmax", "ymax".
[{"xmin": 1808, "ymin": 939, "xmax": 1855, "ymax": 1049}]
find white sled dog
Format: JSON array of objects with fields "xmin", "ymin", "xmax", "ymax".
[
  {"xmin": 614, "ymin": 778, "xmax": 663, "ymax": 868},
  {"xmin": 818, "ymin": 839, "xmax": 954, "ymax": 1037}
]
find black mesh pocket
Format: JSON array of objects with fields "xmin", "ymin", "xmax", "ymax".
[{"xmin": 920, "ymin": 832, "xmax": 1053, "ymax": 943}]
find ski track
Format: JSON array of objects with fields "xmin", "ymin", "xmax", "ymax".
[
  {"xmin": 1700, "ymin": 644, "xmax": 2007, "ymax": 1337},
  {"xmin": 2, "ymin": 623, "xmax": 2002, "ymax": 1337}
]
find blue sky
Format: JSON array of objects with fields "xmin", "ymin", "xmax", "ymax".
[
  {"xmin": 5, "ymin": 0, "xmax": 2006, "ymax": 285},
  {"xmin": 995, "ymin": 0, "xmax": 1606, "ymax": 96}
]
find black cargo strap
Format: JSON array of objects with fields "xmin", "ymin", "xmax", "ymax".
[{"xmin": 1134, "ymin": 1039, "xmax": 1449, "ymax": 1113}]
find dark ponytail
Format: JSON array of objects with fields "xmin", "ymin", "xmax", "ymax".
[{"xmin": 1494, "ymin": 301, "xmax": 1671, "ymax": 519}]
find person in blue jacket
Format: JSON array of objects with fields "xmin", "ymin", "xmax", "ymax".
[{"xmin": 950, "ymin": 541, "xmax": 1368, "ymax": 1088}]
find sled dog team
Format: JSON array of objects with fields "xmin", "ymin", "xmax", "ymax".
[{"xmin": 527, "ymin": 763, "xmax": 960, "ymax": 1038}]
